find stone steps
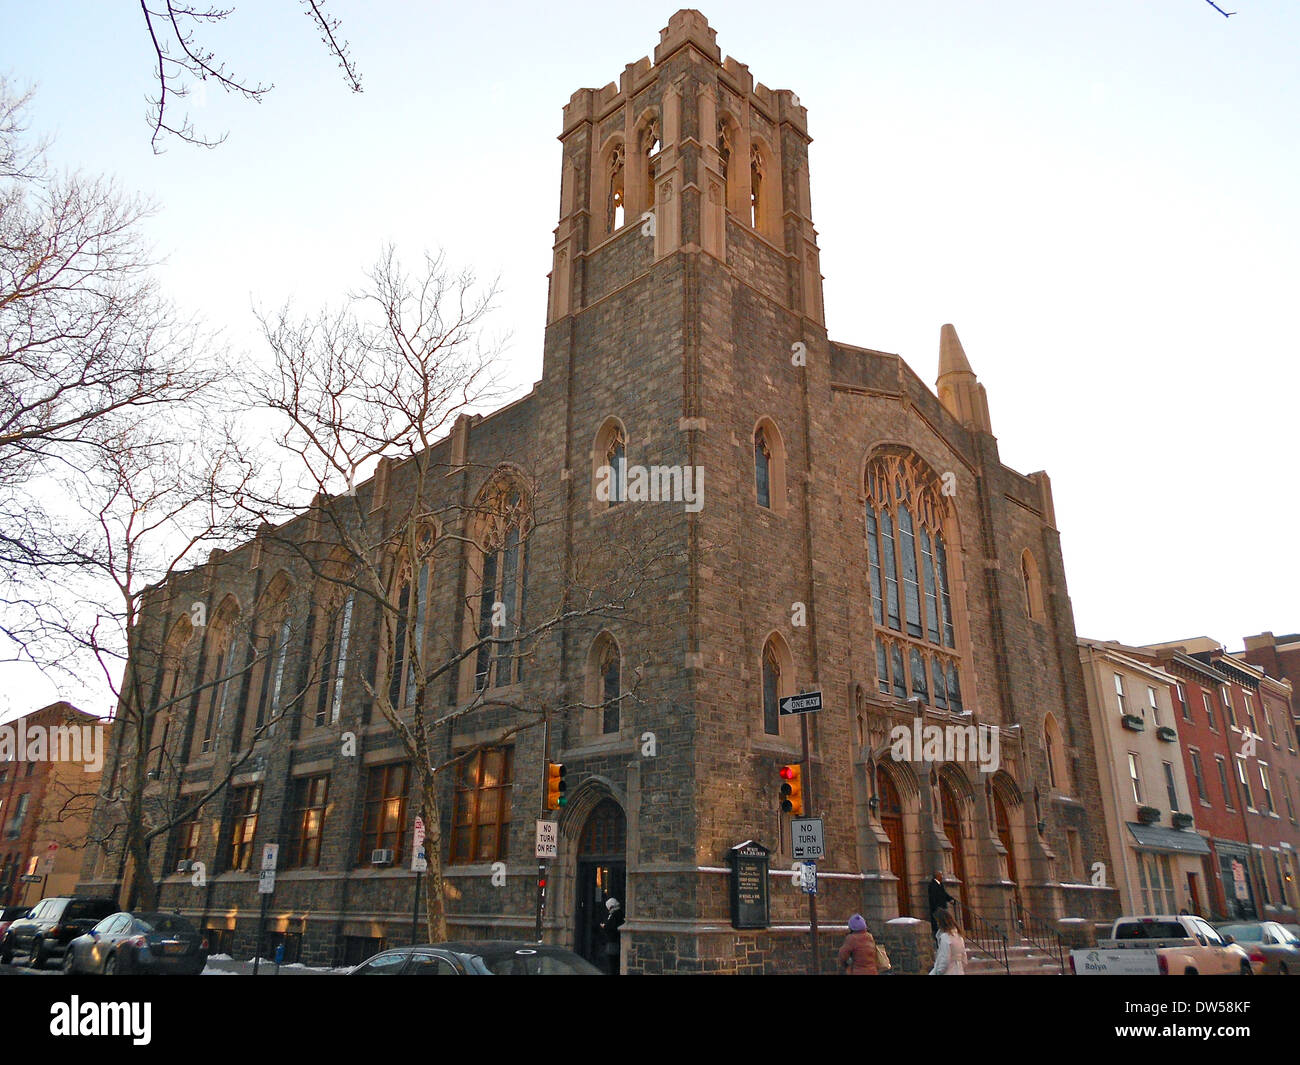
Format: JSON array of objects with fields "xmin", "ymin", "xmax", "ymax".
[{"xmin": 964, "ymin": 939, "xmax": 1066, "ymax": 975}]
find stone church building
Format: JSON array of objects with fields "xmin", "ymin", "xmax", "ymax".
[{"xmin": 80, "ymin": 11, "xmax": 1117, "ymax": 972}]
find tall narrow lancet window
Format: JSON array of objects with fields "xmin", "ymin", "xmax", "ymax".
[
  {"xmin": 470, "ymin": 479, "xmax": 529, "ymax": 694},
  {"xmin": 640, "ymin": 117, "xmax": 661, "ymax": 214},
  {"xmin": 755, "ymin": 429, "xmax": 772, "ymax": 508},
  {"xmin": 608, "ymin": 142, "xmax": 626, "ymax": 233},
  {"xmin": 600, "ymin": 638, "xmax": 621, "ymax": 735},
  {"xmin": 607, "ymin": 427, "xmax": 626, "ymax": 505},
  {"xmin": 865, "ymin": 450, "xmax": 964, "ymax": 708},
  {"xmin": 717, "ymin": 121, "xmax": 732, "ymax": 196},
  {"xmin": 762, "ymin": 638, "xmax": 784, "ymax": 736},
  {"xmin": 749, "ymin": 145, "xmax": 763, "ymax": 229}
]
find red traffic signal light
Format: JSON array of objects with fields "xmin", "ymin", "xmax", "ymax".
[{"xmin": 779, "ymin": 763, "xmax": 804, "ymax": 815}]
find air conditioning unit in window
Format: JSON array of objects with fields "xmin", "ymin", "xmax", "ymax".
[
  {"xmin": 176, "ymin": 859, "xmax": 194, "ymax": 874},
  {"xmin": 371, "ymin": 848, "xmax": 394, "ymax": 866}
]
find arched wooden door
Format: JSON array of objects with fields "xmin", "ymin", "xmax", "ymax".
[
  {"xmin": 573, "ymin": 799, "xmax": 626, "ymax": 966},
  {"xmin": 940, "ymin": 777, "xmax": 967, "ymax": 908},
  {"xmin": 877, "ymin": 768, "xmax": 911, "ymax": 916},
  {"xmin": 993, "ymin": 789, "xmax": 1023, "ymax": 921}
]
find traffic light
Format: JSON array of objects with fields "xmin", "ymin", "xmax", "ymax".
[
  {"xmin": 779, "ymin": 764, "xmax": 803, "ymax": 816},
  {"xmin": 545, "ymin": 763, "xmax": 567, "ymax": 809}
]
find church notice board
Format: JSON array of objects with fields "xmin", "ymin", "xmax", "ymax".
[{"xmin": 728, "ymin": 840, "xmax": 770, "ymax": 930}]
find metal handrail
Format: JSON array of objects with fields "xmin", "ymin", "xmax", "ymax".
[
  {"xmin": 954, "ymin": 900, "xmax": 1009, "ymax": 973},
  {"xmin": 1017, "ymin": 907, "xmax": 1066, "ymax": 972}
]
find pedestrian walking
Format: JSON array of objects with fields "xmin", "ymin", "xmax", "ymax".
[
  {"xmin": 927, "ymin": 870, "xmax": 956, "ymax": 939},
  {"xmin": 598, "ymin": 897, "xmax": 624, "ymax": 975},
  {"xmin": 836, "ymin": 913, "xmax": 879, "ymax": 974},
  {"xmin": 929, "ymin": 908, "xmax": 967, "ymax": 975}
]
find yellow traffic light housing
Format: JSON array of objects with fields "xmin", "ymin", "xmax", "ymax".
[
  {"xmin": 545, "ymin": 762, "xmax": 567, "ymax": 810},
  {"xmin": 779, "ymin": 764, "xmax": 804, "ymax": 816}
]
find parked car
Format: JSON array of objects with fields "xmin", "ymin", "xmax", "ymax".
[
  {"xmin": 0, "ymin": 896, "xmax": 118, "ymax": 969},
  {"xmin": 63, "ymin": 911, "xmax": 209, "ymax": 975},
  {"xmin": 348, "ymin": 941, "xmax": 603, "ymax": 975},
  {"xmin": 0, "ymin": 907, "xmax": 30, "ymax": 944},
  {"xmin": 1069, "ymin": 914, "xmax": 1253, "ymax": 975},
  {"xmin": 1216, "ymin": 921, "xmax": 1300, "ymax": 975}
]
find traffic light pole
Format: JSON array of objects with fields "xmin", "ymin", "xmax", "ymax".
[
  {"xmin": 536, "ymin": 710, "xmax": 551, "ymax": 943},
  {"xmin": 801, "ymin": 712, "xmax": 820, "ymax": 975}
]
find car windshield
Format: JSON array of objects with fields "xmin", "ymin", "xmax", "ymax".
[
  {"xmin": 133, "ymin": 913, "xmax": 197, "ymax": 935},
  {"xmin": 1218, "ymin": 924, "xmax": 1263, "ymax": 942},
  {"xmin": 1114, "ymin": 921, "xmax": 1186, "ymax": 940},
  {"xmin": 65, "ymin": 900, "xmax": 113, "ymax": 920}
]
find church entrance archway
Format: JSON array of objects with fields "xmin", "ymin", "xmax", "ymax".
[{"xmin": 573, "ymin": 798, "xmax": 626, "ymax": 966}]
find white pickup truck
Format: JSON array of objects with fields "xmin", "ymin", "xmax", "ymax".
[{"xmin": 1069, "ymin": 915, "xmax": 1253, "ymax": 975}]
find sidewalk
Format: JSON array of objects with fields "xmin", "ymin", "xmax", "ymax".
[{"xmin": 202, "ymin": 954, "xmax": 350, "ymax": 976}]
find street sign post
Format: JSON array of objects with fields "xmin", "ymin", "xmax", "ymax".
[
  {"xmin": 779, "ymin": 691, "xmax": 823, "ymax": 716},
  {"xmin": 535, "ymin": 819, "xmax": 558, "ymax": 859},
  {"xmin": 411, "ymin": 816, "xmax": 427, "ymax": 942},
  {"xmin": 790, "ymin": 818, "xmax": 824, "ymax": 860},
  {"xmin": 254, "ymin": 844, "xmax": 279, "ymax": 976}
]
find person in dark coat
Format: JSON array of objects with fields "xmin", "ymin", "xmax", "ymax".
[
  {"xmin": 598, "ymin": 897, "xmax": 624, "ymax": 975},
  {"xmin": 928, "ymin": 870, "xmax": 956, "ymax": 939}
]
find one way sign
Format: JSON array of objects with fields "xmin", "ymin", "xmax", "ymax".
[{"xmin": 779, "ymin": 691, "xmax": 822, "ymax": 716}]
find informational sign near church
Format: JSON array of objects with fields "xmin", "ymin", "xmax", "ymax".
[{"xmin": 728, "ymin": 840, "xmax": 770, "ymax": 930}]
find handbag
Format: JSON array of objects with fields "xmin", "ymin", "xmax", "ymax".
[{"xmin": 875, "ymin": 942, "xmax": 891, "ymax": 971}]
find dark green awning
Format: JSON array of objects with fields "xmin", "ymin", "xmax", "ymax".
[{"xmin": 1126, "ymin": 822, "xmax": 1211, "ymax": 856}]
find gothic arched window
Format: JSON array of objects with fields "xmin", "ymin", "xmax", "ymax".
[
  {"xmin": 607, "ymin": 141, "xmax": 626, "ymax": 234},
  {"xmin": 466, "ymin": 477, "xmax": 529, "ymax": 694},
  {"xmin": 1021, "ymin": 549, "xmax": 1044, "ymax": 621},
  {"xmin": 755, "ymin": 429, "xmax": 772, "ymax": 508},
  {"xmin": 593, "ymin": 419, "xmax": 627, "ymax": 507},
  {"xmin": 749, "ymin": 145, "xmax": 763, "ymax": 229},
  {"xmin": 866, "ymin": 451, "xmax": 963, "ymax": 710},
  {"xmin": 388, "ymin": 527, "xmax": 435, "ymax": 709},
  {"xmin": 195, "ymin": 596, "xmax": 241, "ymax": 757},
  {"xmin": 761, "ymin": 633, "xmax": 793, "ymax": 737}
]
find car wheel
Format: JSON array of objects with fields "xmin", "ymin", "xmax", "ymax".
[
  {"xmin": 1240, "ymin": 961, "xmax": 1253, "ymax": 976},
  {"xmin": 103, "ymin": 953, "xmax": 117, "ymax": 976},
  {"xmin": 1280, "ymin": 962, "xmax": 1289, "ymax": 976},
  {"xmin": 0, "ymin": 945, "xmax": 11, "ymax": 965},
  {"xmin": 30, "ymin": 940, "xmax": 48, "ymax": 970},
  {"xmin": 1184, "ymin": 967, "xmax": 1198, "ymax": 975},
  {"xmin": 62, "ymin": 950, "xmax": 76, "ymax": 975}
]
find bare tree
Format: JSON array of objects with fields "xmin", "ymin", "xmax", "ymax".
[
  {"xmin": 252, "ymin": 249, "xmax": 673, "ymax": 940},
  {"xmin": 40, "ymin": 411, "xmax": 309, "ymax": 909},
  {"xmin": 1, "ymin": 77, "xmax": 228, "ymax": 595},
  {"xmin": 138, "ymin": 0, "xmax": 363, "ymax": 151}
]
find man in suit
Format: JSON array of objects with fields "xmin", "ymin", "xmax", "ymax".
[{"xmin": 928, "ymin": 870, "xmax": 956, "ymax": 939}]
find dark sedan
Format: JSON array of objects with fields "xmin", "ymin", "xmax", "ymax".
[
  {"xmin": 64, "ymin": 911, "xmax": 209, "ymax": 975},
  {"xmin": 348, "ymin": 941, "xmax": 603, "ymax": 975}
]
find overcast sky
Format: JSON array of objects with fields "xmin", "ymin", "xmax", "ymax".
[{"xmin": 4, "ymin": 1, "xmax": 1297, "ymax": 720}]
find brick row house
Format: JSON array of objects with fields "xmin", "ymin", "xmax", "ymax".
[
  {"xmin": 1137, "ymin": 639, "xmax": 1300, "ymax": 923},
  {"xmin": 78, "ymin": 11, "xmax": 1118, "ymax": 971},
  {"xmin": 1077, "ymin": 641, "xmax": 1209, "ymax": 916},
  {"xmin": 1, "ymin": 703, "xmax": 107, "ymax": 907}
]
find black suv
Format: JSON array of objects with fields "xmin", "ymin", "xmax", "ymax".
[{"xmin": 0, "ymin": 896, "xmax": 118, "ymax": 969}]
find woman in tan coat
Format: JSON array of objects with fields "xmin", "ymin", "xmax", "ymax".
[{"xmin": 837, "ymin": 913, "xmax": 879, "ymax": 974}]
